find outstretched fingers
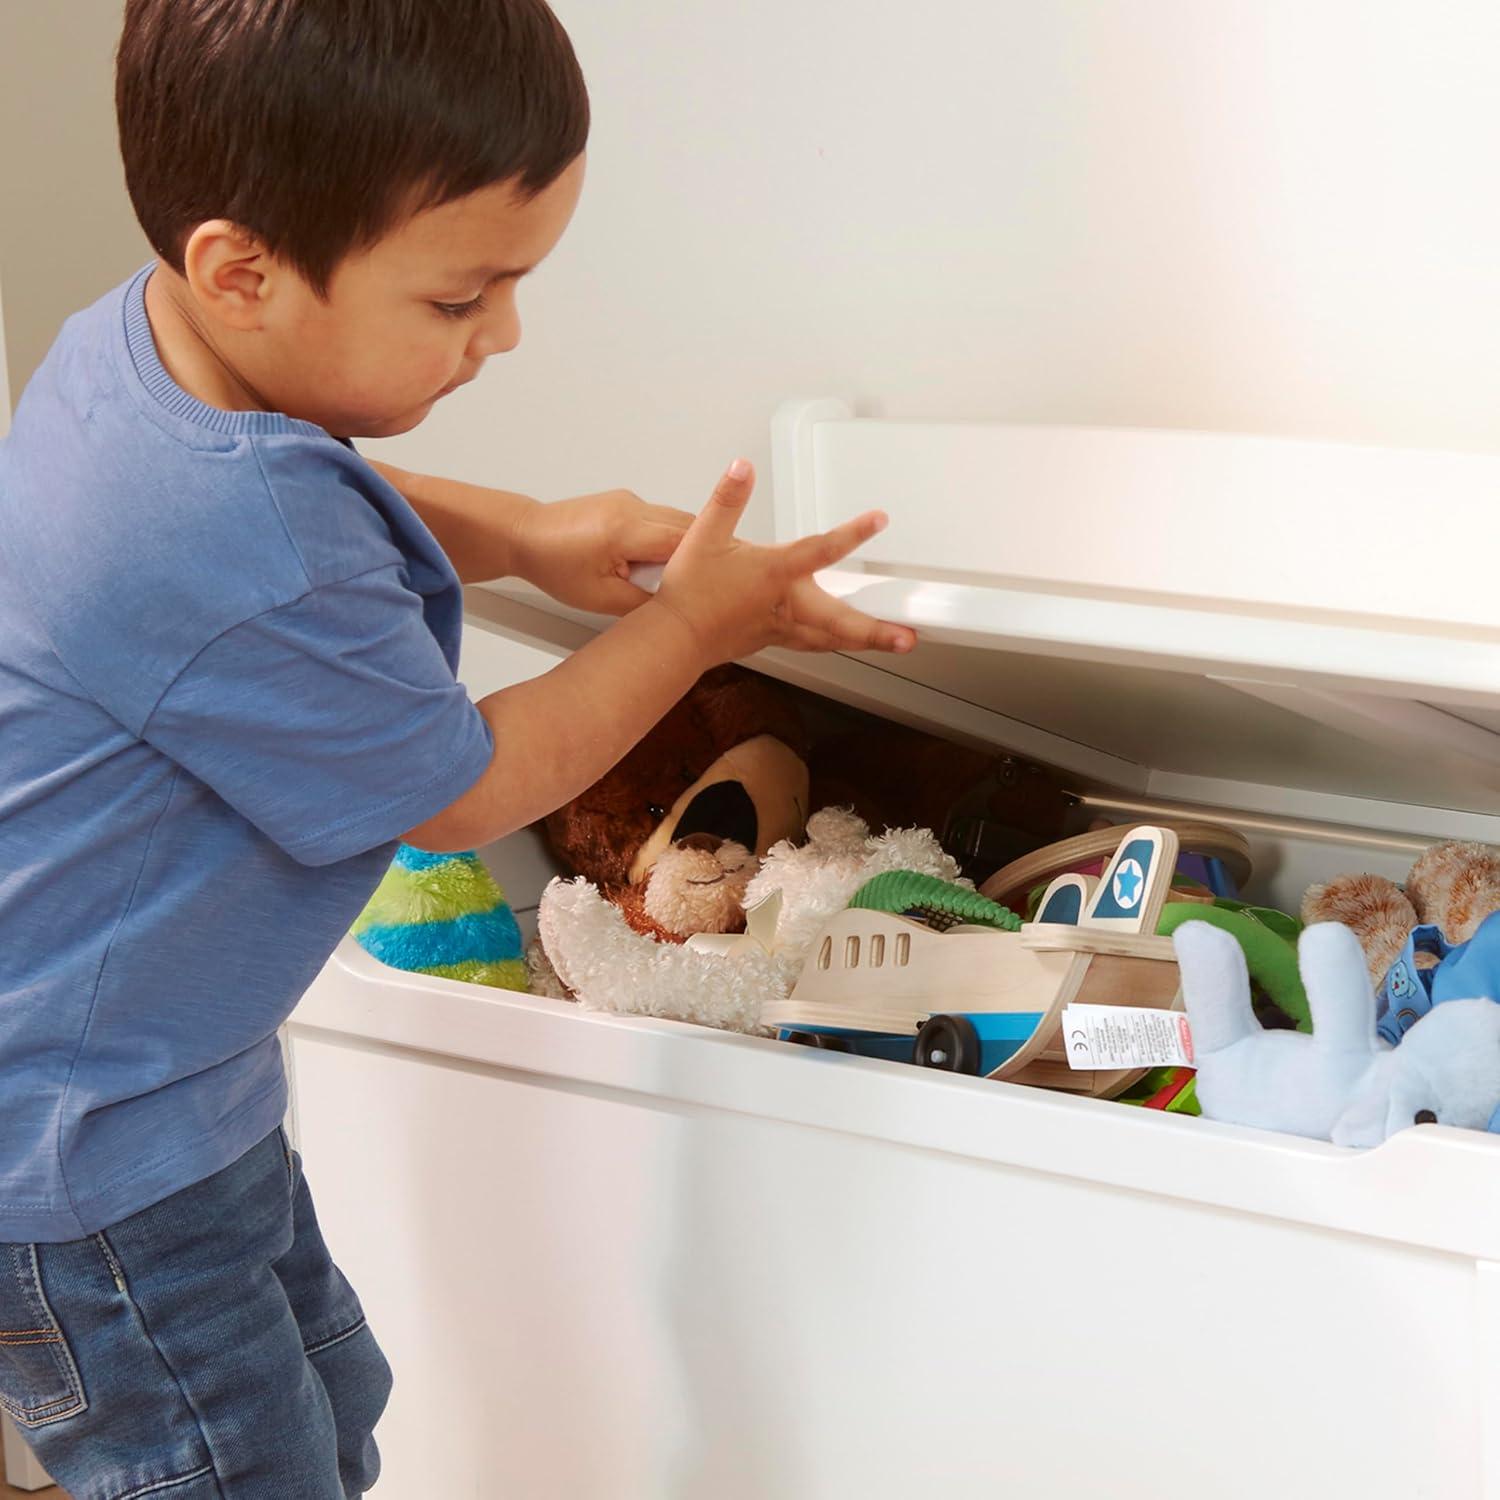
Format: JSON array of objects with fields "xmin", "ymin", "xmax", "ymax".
[
  {"xmin": 661, "ymin": 462, "xmax": 913, "ymax": 660},
  {"xmin": 688, "ymin": 458, "xmax": 756, "ymax": 547},
  {"xmin": 783, "ymin": 623, "xmax": 842, "ymax": 653},
  {"xmin": 780, "ymin": 509, "xmax": 888, "ymax": 578},
  {"xmin": 787, "ymin": 579, "xmax": 915, "ymax": 654}
]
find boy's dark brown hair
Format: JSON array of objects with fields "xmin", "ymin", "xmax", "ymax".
[{"xmin": 116, "ymin": 0, "xmax": 589, "ymax": 294}]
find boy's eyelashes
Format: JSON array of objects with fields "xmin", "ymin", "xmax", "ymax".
[
  {"xmin": 432, "ymin": 294, "xmax": 488, "ymax": 321},
  {"xmin": 429, "ymin": 270, "xmax": 528, "ymax": 322}
]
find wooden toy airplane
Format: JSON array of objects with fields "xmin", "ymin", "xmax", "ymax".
[{"xmin": 764, "ymin": 825, "xmax": 1184, "ymax": 1098}]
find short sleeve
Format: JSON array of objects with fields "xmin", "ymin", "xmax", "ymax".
[{"xmin": 143, "ymin": 565, "xmax": 493, "ymax": 866}]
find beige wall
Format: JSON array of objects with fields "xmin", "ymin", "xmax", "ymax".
[
  {"xmin": 372, "ymin": 0, "xmax": 1500, "ymax": 533},
  {"xmin": 5, "ymin": 0, "xmax": 1498, "ymax": 482},
  {"xmin": 0, "ymin": 0, "xmax": 145, "ymax": 404},
  {"xmin": 0, "ymin": 266, "xmax": 11, "ymax": 436}
]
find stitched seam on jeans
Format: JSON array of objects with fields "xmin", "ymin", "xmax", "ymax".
[
  {"xmin": 95, "ymin": 1231, "xmax": 128, "ymax": 1291},
  {"xmin": 111, "ymin": 1464, "xmax": 217, "ymax": 1500},
  {"xmin": 6, "ymin": 1391, "xmax": 74, "ymax": 1411},
  {"xmin": 303, "ymin": 1316, "xmax": 367, "ymax": 1357},
  {"xmin": 0, "ymin": 1391, "xmax": 80, "ymax": 1421},
  {"xmin": 90, "ymin": 1238, "xmax": 227, "ymax": 1499}
]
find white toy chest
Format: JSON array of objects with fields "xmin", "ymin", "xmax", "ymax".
[{"xmin": 285, "ymin": 403, "xmax": 1500, "ymax": 1499}]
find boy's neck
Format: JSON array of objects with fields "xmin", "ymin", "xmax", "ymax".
[{"xmin": 143, "ymin": 266, "xmax": 274, "ymax": 417}]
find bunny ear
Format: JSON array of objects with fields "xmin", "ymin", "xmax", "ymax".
[
  {"xmin": 1299, "ymin": 923, "xmax": 1381, "ymax": 1054},
  {"xmin": 1171, "ymin": 920, "xmax": 1258, "ymax": 1055}
]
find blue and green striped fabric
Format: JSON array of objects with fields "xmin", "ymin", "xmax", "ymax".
[{"xmin": 351, "ymin": 845, "xmax": 528, "ymax": 991}]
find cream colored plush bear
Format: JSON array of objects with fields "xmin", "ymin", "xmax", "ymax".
[{"xmin": 535, "ymin": 808, "xmax": 963, "ymax": 1035}]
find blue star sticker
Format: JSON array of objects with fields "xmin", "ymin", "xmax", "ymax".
[{"xmin": 1114, "ymin": 864, "xmax": 1142, "ymax": 905}]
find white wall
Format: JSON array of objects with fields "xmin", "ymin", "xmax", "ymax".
[{"xmin": 370, "ymin": 0, "xmax": 1500, "ymax": 538}]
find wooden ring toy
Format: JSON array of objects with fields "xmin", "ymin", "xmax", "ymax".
[{"xmin": 980, "ymin": 819, "xmax": 1253, "ymax": 914}]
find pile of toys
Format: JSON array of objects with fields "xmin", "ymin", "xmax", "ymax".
[
  {"xmin": 1175, "ymin": 844, "xmax": 1500, "ymax": 1146},
  {"xmin": 349, "ymin": 665, "xmax": 1500, "ymax": 1150}
]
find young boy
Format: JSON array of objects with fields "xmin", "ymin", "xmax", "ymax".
[{"xmin": 0, "ymin": 1, "xmax": 912, "ymax": 1494}]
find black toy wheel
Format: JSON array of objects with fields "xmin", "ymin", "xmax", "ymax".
[
  {"xmin": 785, "ymin": 1030, "xmax": 853, "ymax": 1052},
  {"xmin": 914, "ymin": 1014, "xmax": 983, "ymax": 1074}
]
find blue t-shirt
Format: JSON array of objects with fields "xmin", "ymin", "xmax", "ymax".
[{"xmin": 0, "ymin": 268, "xmax": 494, "ymax": 1242}]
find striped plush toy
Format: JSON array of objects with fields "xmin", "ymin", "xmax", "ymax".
[{"xmin": 351, "ymin": 845, "xmax": 529, "ymax": 991}]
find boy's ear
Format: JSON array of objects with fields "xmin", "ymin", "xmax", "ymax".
[{"xmin": 180, "ymin": 220, "xmax": 276, "ymax": 332}]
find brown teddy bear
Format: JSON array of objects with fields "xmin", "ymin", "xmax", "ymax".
[{"xmin": 540, "ymin": 664, "xmax": 810, "ymax": 944}]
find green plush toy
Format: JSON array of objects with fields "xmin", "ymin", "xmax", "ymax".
[
  {"xmin": 351, "ymin": 845, "xmax": 529, "ymax": 990},
  {"xmin": 1158, "ymin": 899, "xmax": 1308, "ymax": 1031},
  {"xmin": 849, "ymin": 870, "xmax": 1022, "ymax": 932}
]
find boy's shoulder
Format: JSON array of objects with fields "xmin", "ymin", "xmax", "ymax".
[{"xmin": 0, "ymin": 271, "xmax": 413, "ymax": 732}]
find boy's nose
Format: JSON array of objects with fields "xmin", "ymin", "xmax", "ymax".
[{"xmin": 470, "ymin": 306, "xmax": 521, "ymax": 358}]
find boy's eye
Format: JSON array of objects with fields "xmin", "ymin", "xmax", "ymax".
[{"xmin": 432, "ymin": 295, "xmax": 487, "ymax": 321}]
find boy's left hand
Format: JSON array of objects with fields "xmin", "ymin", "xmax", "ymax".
[{"xmin": 511, "ymin": 490, "xmax": 694, "ymax": 615}]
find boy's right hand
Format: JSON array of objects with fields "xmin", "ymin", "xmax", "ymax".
[{"xmin": 651, "ymin": 458, "xmax": 917, "ymax": 665}]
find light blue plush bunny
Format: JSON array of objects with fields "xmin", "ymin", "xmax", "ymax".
[{"xmin": 1172, "ymin": 919, "xmax": 1500, "ymax": 1147}]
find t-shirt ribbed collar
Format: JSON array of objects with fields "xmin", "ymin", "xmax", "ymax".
[{"xmin": 121, "ymin": 265, "xmax": 329, "ymax": 440}]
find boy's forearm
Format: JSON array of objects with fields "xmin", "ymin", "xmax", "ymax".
[
  {"xmin": 402, "ymin": 600, "xmax": 711, "ymax": 851},
  {"xmin": 369, "ymin": 460, "xmax": 538, "ymax": 584}
]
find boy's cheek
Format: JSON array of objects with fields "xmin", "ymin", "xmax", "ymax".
[
  {"xmin": 354, "ymin": 372, "xmax": 453, "ymax": 435},
  {"xmin": 288, "ymin": 323, "xmax": 456, "ymax": 430},
  {"xmin": 344, "ymin": 356, "xmax": 448, "ymax": 415}
]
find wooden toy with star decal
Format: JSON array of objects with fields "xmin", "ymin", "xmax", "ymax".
[{"xmin": 765, "ymin": 824, "xmax": 1188, "ymax": 1098}]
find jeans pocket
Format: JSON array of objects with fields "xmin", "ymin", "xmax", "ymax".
[{"xmin": 0, "ymin": 1244, "xmax": 86, "ymax": 1429}]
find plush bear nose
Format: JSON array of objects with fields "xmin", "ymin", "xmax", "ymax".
[{"xmin": 676, "ymin": 832, "xmax": 724, "ymax": 855}]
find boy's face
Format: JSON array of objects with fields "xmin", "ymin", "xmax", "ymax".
[{"xmin": 260, "ymin": 156, "xmax": 585, "ymax": 438}]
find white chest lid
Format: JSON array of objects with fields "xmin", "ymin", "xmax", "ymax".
[{"xmin": 470, "ymin": 400, "xmax": 1500, "ymax": 824}]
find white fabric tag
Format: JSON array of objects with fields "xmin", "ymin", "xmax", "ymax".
[{"xmin": 1062, "ymin": 1004, "xmax": 1195, "ymax": 1070}]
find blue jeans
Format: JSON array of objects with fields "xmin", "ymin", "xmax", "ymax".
[{"xmin": 0, "ymin": 1127, "xmax": 392, "ymax": 1498}]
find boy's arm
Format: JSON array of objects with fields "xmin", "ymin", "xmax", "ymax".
[
  {"xmin": 367, "ymin": 459, "xmax": 536, "ymax": 585},
  {"xmin": 403, "ymin": 597, "xmax": 707, "ymax": 850},
  {"xmin": 403, "ymin": 462, "xmax": 914, "ymax": 852},
  {"xmin": 369, "ymin": 459, "xmax": 693, "ymax": 611}
]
